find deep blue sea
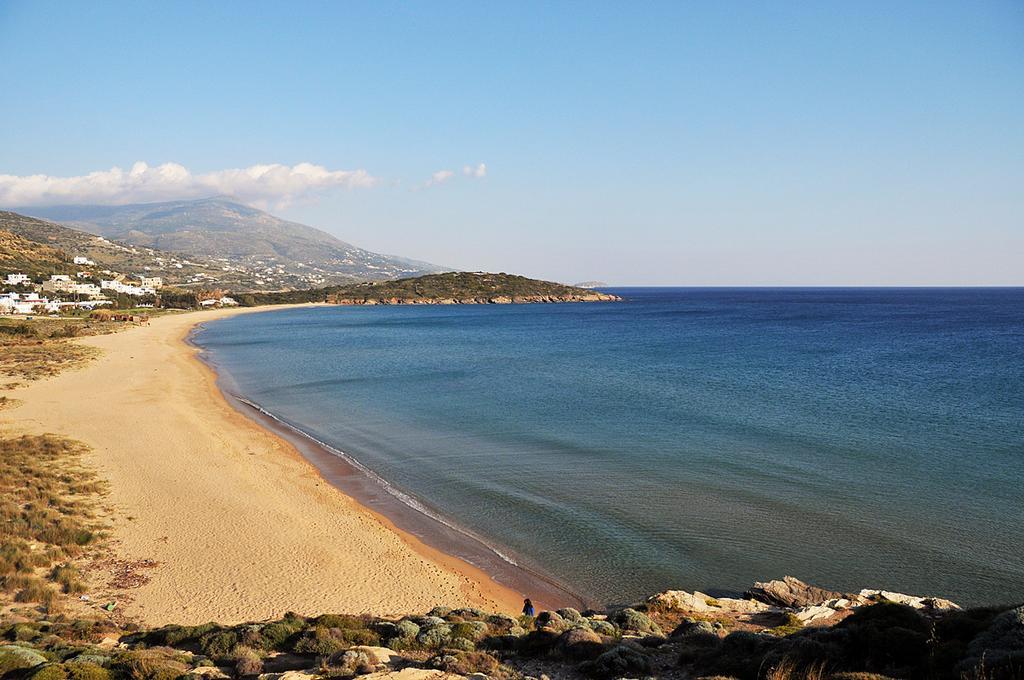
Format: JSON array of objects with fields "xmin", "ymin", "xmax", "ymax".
[{"xmin": 194, "ymin": 288, "xmax": 1024, "ymax": 607}]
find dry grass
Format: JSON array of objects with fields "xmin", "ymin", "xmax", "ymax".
[
  {"xmin": 0, "ymin": 339, "xmax": 99, "ymax": 381},
  {"xmin": 0, "ymin": 434, "xmax": 106, "ymax": 607}
]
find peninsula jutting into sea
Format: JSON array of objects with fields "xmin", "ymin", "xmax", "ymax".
[{"xmin": 2, "ymin": 3, "xmax": 1022, "ymax": 679}]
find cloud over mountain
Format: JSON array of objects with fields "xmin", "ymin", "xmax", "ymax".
[{"xmin": 0, "ymin": 161, "xmax": 376, "ymax": 208}]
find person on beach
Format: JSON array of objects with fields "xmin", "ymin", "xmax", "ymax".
[{"xmin": 522, "ymin": 598, "xmax": 535, "ymax": 617}]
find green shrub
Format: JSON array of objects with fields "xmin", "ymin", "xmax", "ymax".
[
  {"xmin": 31, "ymin": 664, "xmax": 69, "ymax": 680},
  {"xmin": 65, "ymin": 662, "xmax": 111, "ymax": 680},
  {"xmin": 451, "ymin": 622, "xmax": 489, "ymax": 642},
  {"xmin": 258, "ymin": 622, "xmax": 302, "ymax": 651},
  {"xmin": 110, "ymin": 648, "xmax": 189, "ymax": 680},
  {"xmin": 0, "ymin": 645, "xmax": 49, "ymax": 674},
  {"xmin": 765, "ymin": 613, "xmax": 804, "ymax": 637},
  {"xmin": 199, "ymin": 631, "xmax": 238, "ymax": 659},
  {"xmin": 429, "ymin": 650, "xmax": 500, "ymax": 676},
  {"xmin": 293, "ymin": 627, "xmax": 345, "ymax": 656}
]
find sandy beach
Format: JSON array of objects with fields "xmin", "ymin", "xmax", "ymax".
[{"xmin": 0, "ymin": 306, "xmax": 524, "ymax": 625}]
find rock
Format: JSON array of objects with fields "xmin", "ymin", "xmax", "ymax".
[
  {"xmin": 349, "ymin": 647, "xmax": 400, "ymax": 668},
  {"xmin": 857, "ymin": 589, "xmax": 961, "ymax": 611},
  {"xmin": 349, "ymin": 670, "xmax": 454, "ymax": 680},
  {"xmin": 331, "ymin": 650, "xmax": 376, "ymax": 675},
  {"xmin": 558, "ymin": 627, "xmax": 605, "ymax": 660},
  {"xmin": 581, "ymin": 644, "xmax": 651, "ymax": 679},
  {"xmin": 671, "ymin": 619, "xmax": 717, "ymax": 638},
  {"xmin": 793, "ymin": 605, "xmax": 838, "ymax": 623},
  {"xmin": 185, "ymin": 667, "xmax": 231, "ymax": 680},
  {"xmin": 257, "ymin": 672, "xmax": 320, "ymax": 680},
  {"xmin": 747, "ymin": 576, "xmax": 847, "ymax": 608},
  {"xmin": 648, "ymin": 590, "xmax": 712, "ymax": 612},
  {"xmin": 611, "ymin": 608, "xmax": 663, "ymax": 636},
  {"xmin": 715, "ymin": 597, "xmax": 771, "ymax": 613}
]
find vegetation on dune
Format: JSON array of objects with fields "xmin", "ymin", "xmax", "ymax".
[
  {"xmin": 0, "ymin": 435, "xmax": 105, "ymax": 612},
  {"xmin": 0, "ymin": 320, "xmax": 118, "ymax": 382}
]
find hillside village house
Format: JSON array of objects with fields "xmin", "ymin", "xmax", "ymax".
[
  {"xmin": 4, "ymin": 273, "xmax": 30, "ymax": 286},
  {"xmin": 73, "ymin": 255, "xmax": 96, "ymax": 266},
  {"xmin": 41, "ymin": 275, "xmax": 104, "ymax": 298},
  {"xmin": 0, "ymin": 291, "xmax": 110, "ymax": 315},
  {"xmin": 100, "ymin": 279, "xmax": 157, "ymax": 296},
  {"xmin": 0, "ymin": 292, "xmax": 56, "ymax": 315},
  {"xmin": 138, "ymin": 275, "xmax": 163, "ymax": 288},
  {"xmin": 199, "ymin": 296, "xmax": 239, "ymax": 307}
]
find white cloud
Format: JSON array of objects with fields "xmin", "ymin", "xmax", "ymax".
[
  {"xmin": 462, "ymin": 163, "xmax": 487, "ymax": 178},
  {"xmin": 0, "ymin": 161, "xmax": 376, "ymax": 208},
  {"xmin": 424, "ymin": 169, "xmax": 455, "ymax": 188}
]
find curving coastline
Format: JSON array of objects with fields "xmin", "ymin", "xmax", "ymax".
[
  {"xmin": 189, "ymin": 319, "xmax": 588, "ymax": 610},
  {"xmin": 0, "ymin": 305, "xmax": 534, "ymax": 624}
]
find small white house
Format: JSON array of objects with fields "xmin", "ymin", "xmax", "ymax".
[
  {"xmin": 3, "ymin": 273, "xmax": 30, "ymax": 286},
  {"xmin": 73, "ymin": 256, "xmax": 96, "ymax": 266}
]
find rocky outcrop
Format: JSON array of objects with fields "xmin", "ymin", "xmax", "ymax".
[{"xmin": 747, "ymin": 575, "xmax": 849, "ymax": 608}]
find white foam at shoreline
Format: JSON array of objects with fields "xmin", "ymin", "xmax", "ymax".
[{"xmin": 231, "ymin": 394, "xmax": 522, "ymax": 568}]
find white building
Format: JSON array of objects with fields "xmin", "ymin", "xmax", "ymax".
[
  {"xmin": 4, "ymin": 273, "xmax": 30, "ymax": 286},
  {"xmin": 73, "ymin": 256, "xmax": 96, "ymax": 266},
  {"xmin": 100, "ymin": 279, "xmax": 155, "ymax": 296},
  {"xmin": 0, "ymin": 292, "xmax": 49, "ymax": 315}
]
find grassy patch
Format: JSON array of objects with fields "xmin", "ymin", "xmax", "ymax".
[{"xmin": 0, "ymin": 434, "xmax": 106, "ymax": 607}]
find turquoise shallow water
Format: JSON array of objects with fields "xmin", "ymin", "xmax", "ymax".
[{"xmin": 194, "ymin": 288, "xmax": 1024, "ymax": 606}]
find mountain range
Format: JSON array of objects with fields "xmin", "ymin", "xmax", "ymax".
[{"xmin": 20, "ymin": 198, "xmax": 447, "ymax": 288}]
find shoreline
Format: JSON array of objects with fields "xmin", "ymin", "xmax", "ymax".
[
  {"xmin": 0, "ymin": 305, "xmax": 534, "ymax": 624},
  {"xmin": 188, "ymin": 309, "xmax": 588, "ymax": 611}
]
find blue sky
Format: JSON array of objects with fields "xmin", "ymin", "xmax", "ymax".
[{"xmin": 1, "ymin": 1, "xmax": 1021, "ymax": 284}]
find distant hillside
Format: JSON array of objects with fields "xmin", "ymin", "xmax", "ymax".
[
  {"xmin": 23, "ymin": 198, "xmax": 447, "ymax": 286},
  {"xmin": 0, "ymin": 228, "xmax": 72, "ymax": 277},
  {"xmin": 236, "ymin": 272, "xmax": 621, "ymax": 306},
  {"xmin": 0, "ymin": 211, "xmax": 235, "ymax": 287}
]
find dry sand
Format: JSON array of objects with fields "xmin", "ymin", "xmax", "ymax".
[{"xmin": 0, "ymin": 306, "xmax": 523, "ymax": 625}]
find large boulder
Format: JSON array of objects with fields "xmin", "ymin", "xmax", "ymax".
[
  {"xmin": 858, "ymin": 589, "xmax": 961, "ymax": 611},
  {"xmin": 648, "ymin": 590, "xmax": 713, "ymax": 612},
  {"xmin": 747, "ymin": 576, "xmax": 846, "ymax": 608}
]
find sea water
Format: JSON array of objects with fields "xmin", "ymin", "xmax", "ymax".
[{"xmin": 193, "ymin": 288, "xmax": 1024, "ymax": 606}]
